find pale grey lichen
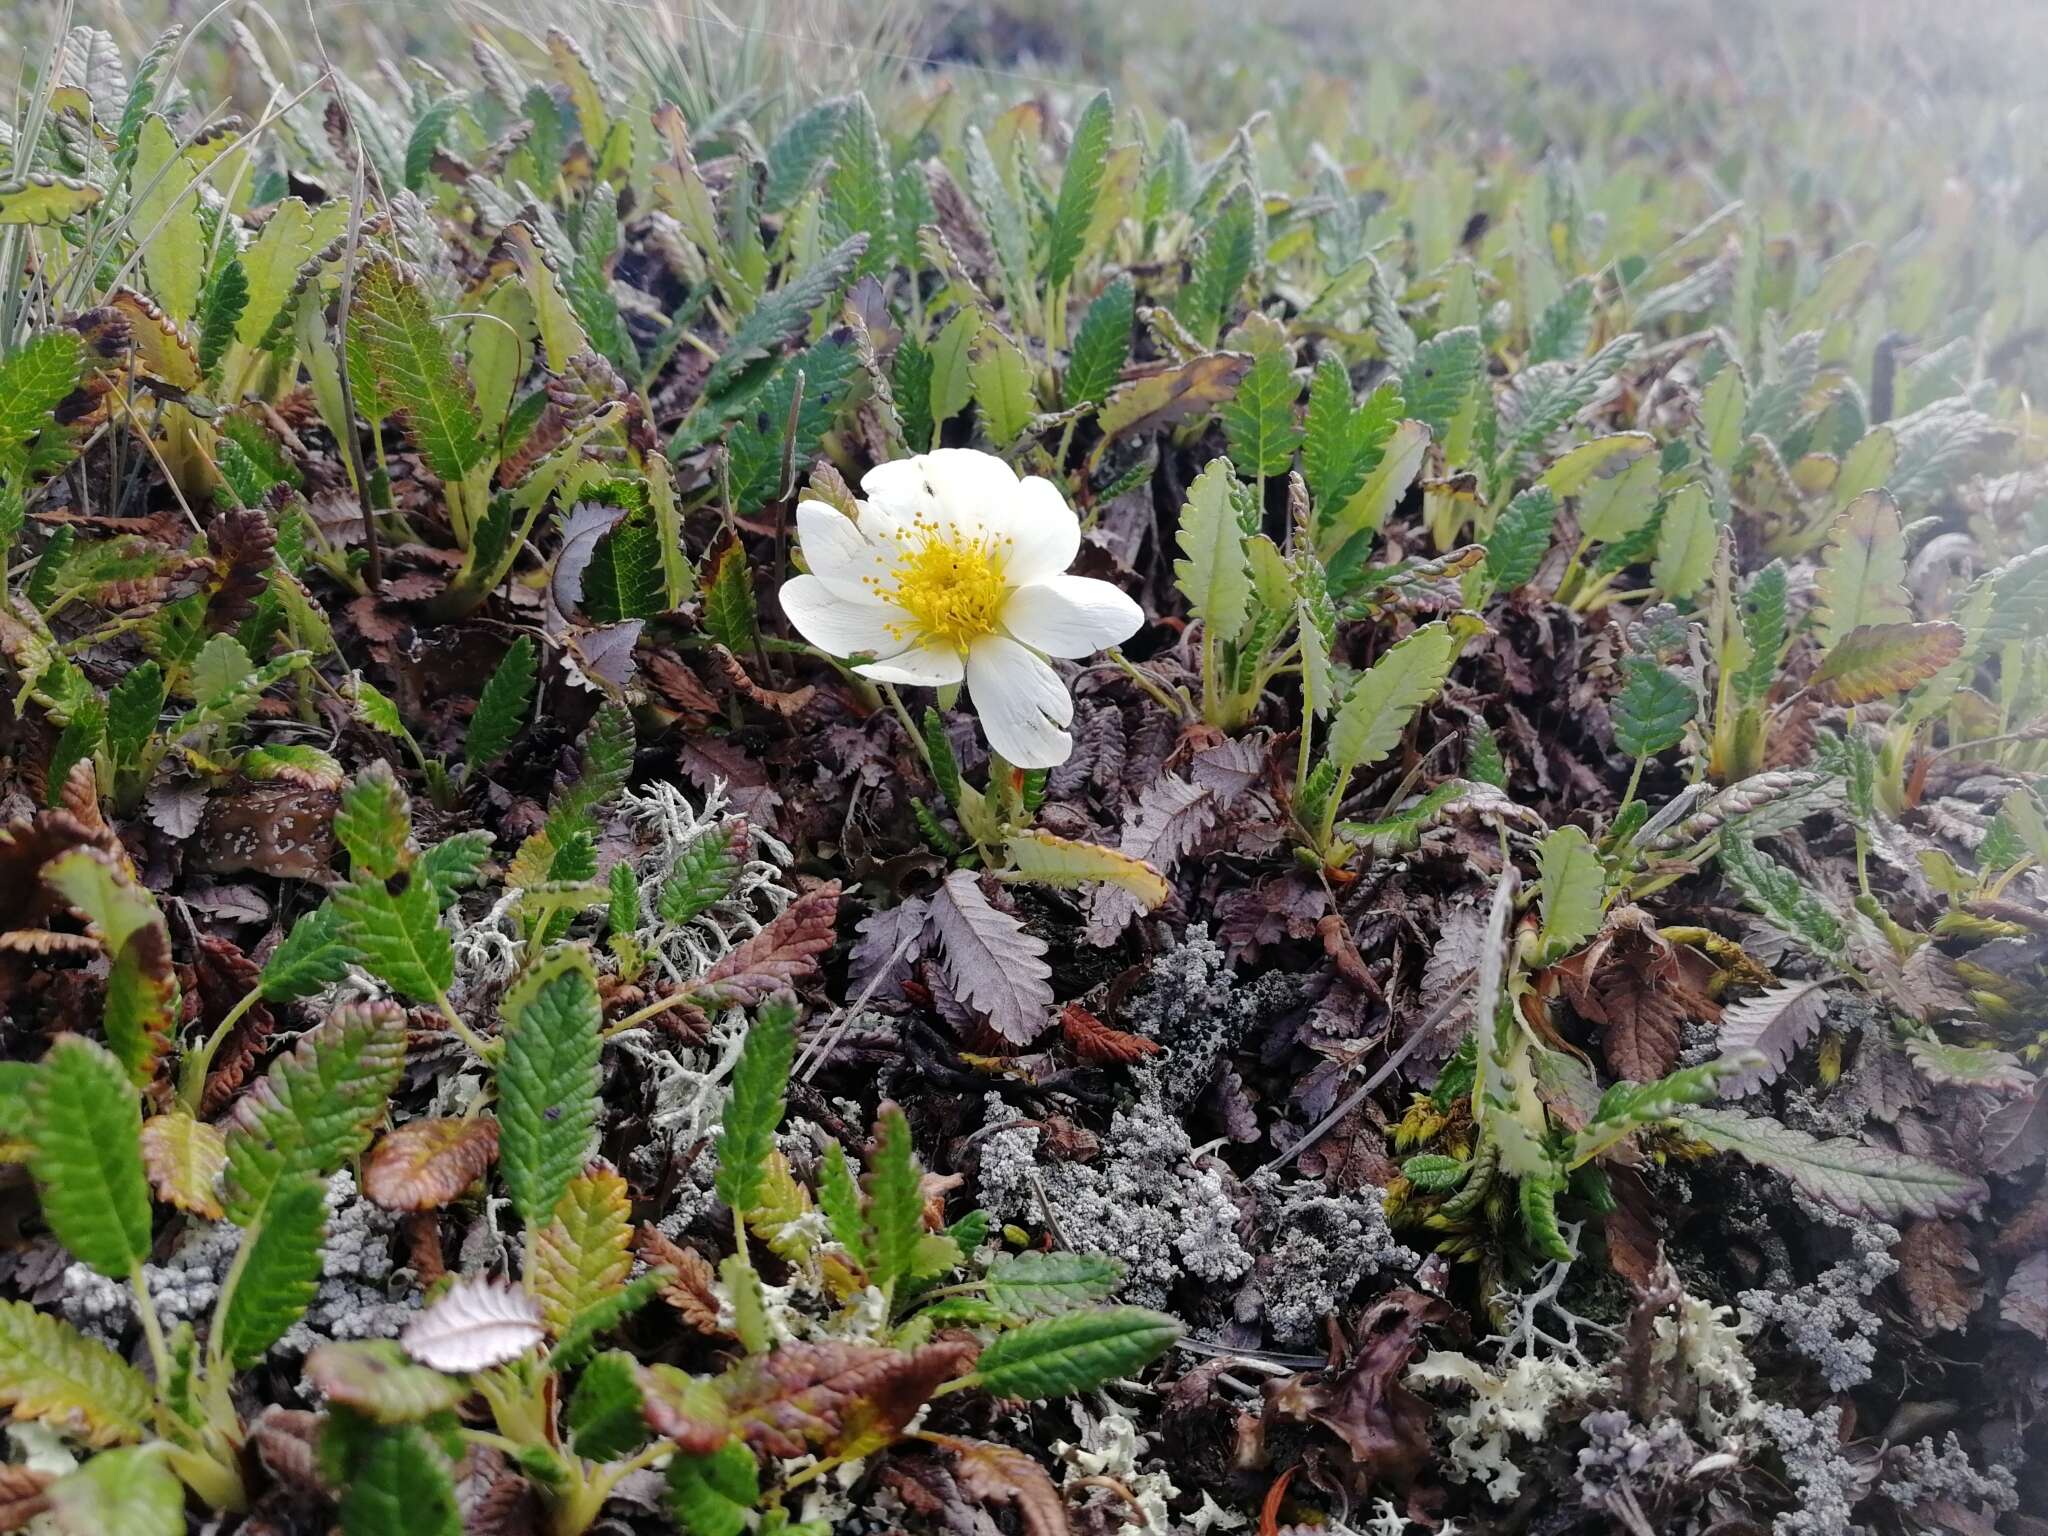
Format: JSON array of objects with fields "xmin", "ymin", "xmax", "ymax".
[
  {"xmin": 1739, "ymin": 1213, "xmax": 1897, "ymax": 1391},
  {"xmin": 1754, "ymin": 1401, "xmax": 1862, "ymax": 1536},
  {"xmin": 974, "ymin": 1089, "xmax": 1251, "ymax": 1308},
  {"xmin": 1121, "ymin": 927, "xmax": 1297, "ymax": 1109},
  {"xmin": 1574, "ymin": 1409, "xmax": 1702, "ymax": 1511},
  {"xmin": 1876, "ymin": 1432, "xmax": 2016, "ymax": 1521},
  {"xmin": 450, "ymin": 779, "xmax": 793, "ymax": 996},
  {"xmin": 279, "ymin": 1171, "xmax": 415, "ymax": 1353},
  {"xmin": 1239, "ymin": 1173, "xmax": 1418, "ymax": 1346},
  {"xmin": 60, "ymin": 1173, "xmax": 409, "ymax": 1358}
]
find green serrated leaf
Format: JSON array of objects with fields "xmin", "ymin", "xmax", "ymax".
[
  {"xmin": 330, "ymin": 875, "xmax": 452, "ymax": 1003},
  {"xmin": 465, "ymin": 637, "xmax": 537, "ymax": 776},
  {"xmin": 970, "ymin": 327, "xmax": 1036, "ymax": 447},
  {"xmin": 1676, "ymin": 1106, "xmax": 1986, "ymax": 1220},
  {"xmin": 1484, "ymin": 485, "xmax": 1557, "ymax": 592},
  {"xmin": 334, "ymin": 761, "xmax": 414, "ymax": 882},
  {"xmin": 1536, "ymin": 824, "xmax": 1605, "ymax": 961},
  {"xmin": 224, "ymin": 1003, "xmax": 406, "ymax": 1227},
  {"xmin": 1651, "ymin": 481, "xmax": 1716, "ymax": 600},
  {"xmin": 26, "ymin": 1036, "xmax": 152, "ymax": 1277},
  {"xmin": 1174, "ymin": 456, "xmax": 1254, "ymax": 641},
  {"xmin": 714, "ymin": 1000, "xmax": 797, "ymax": 1216},
  {"xmin": 45, "ymin": 1446, "xmax": 185, "ymax": 1536},
  {"xmin": 1401, "ymin": 1154, "xmax": 1468, "ymax": 1192},
  {"xmin": 261, "ymin": 902, "xmax": 362, "ymax": 1002},
  {"xmin": 655, "ymin": 822, "xmax": 743, "ymax": 925},
  {"xmin": 1401, "ymin": 326, "xmax": 1482, "ymax": 445},
  {"xmin": 964, "ymin": 1307, "xmax": 1181, "ymax": 1399},
  {"xmin": 197, "ymin": 255, "xmax": 249, "ymax": 378},
  {"xmin": 983, "ymin": 1251, "xmax": 1123, "ymax": 1316},
  {"xmin": 568, "ymin": 1350, "xmax": 648, "ymax": 1461},
  {"xmin": 347, "ymin": 257, "xmax": 486, "ymax": 483},
  {"xmin": 1045, "ymin": 91, "xmax": 1113, "ymax": 289},
  {"xmin": 497, "ymin": 946, "xmax": 604, "ymax": 1228},
  {"xmin": 667, "ymin": 1438, "xmax": 759, "ymax": 1536},
  {"xmin": 338, "ymin": 1425, "xmax": 461, "ymax": 1536},
  {"xmin": 817, "ymin": 1140, "xmax": 869, "ymax": 1265},
  {"xmin": 1719, "ymin": 831, "xmax": 1843, "ymax": 961},
  {"xmin": 866, "ymin": 1104, "xmax": 924, "ymax": 1296},
  {"xmin": 0, "ymin": 1297, "xmax": 154, "ymax": 1445},
  {"xmin": 218, "ymin": 1175, "xmax": 326, "ymax": 1368},
  {"xmin": 1613, "ymin": 657, "xmax": 1695, "ymax": 759},
  {"xmin": 1065, "ymin": 276, "xmax": 1134, "ymax": 409},
  {"xmin": 702, "ymin": 533, "xmax": 760, "ymax": 654},
  {"xmin": 823, "ymin": 94, "xmax": 893, "ymax": 281},
  {"xmin": 1328, "ymin": 620, "xmax": 1460, "ymax": 779},
  {"xmin": 1219, "ymin": 324, "xmax": 1302, "ymax": 479}
]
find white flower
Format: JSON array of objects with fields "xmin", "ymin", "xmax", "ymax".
[{"xmin": 778, "ymin": 448, "xmax": 1142, "ymax": 768}]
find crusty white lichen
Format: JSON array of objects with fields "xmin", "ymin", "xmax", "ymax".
[
  {"xmin": 1738, "ymin": 1210, "xmax": 1896, "ymax": 1392},
  {"xmin": 974, "ymin": 1089, "xmax": 1251, "ymax": 1308},
  {"xmin": 1051, "ymin": 1405, "xmax": 1179, "ymax": 1536},
  {"xmin": 450, "ymin": 779, "xmax": 794, "ymax": 995},
  {"xmin": 1238, "ymin": 1172, "xmax": 1418, "ymax": 1346}
]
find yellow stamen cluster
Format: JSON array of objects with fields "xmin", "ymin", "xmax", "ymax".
[{"xmin": 883, "ymin": 530, "xmax": 1010, "ymax": 651}]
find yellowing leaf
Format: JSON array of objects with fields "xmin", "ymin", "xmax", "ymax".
[
  {"xmin": 1540, "ymin": 431, "xmax": 1655, "ymax": 498},
  {"xmin": 531, "ymin": 1166, "xmax": 634, "ymax": 1335},
  {"xmin": 1003, "ymin": 831, "xmax": 1168, "ymax": 909},
  {"xmin": 0, "ymin": 174, "xmax": 102, "ymax": 226},
  {"xmin": 1810, "ymin": 621, "xmax": 1966, "ymax": 705},
  {"xmin": 0, "ymin": 1299, "xmax": 153, "ymax": 1446},
  {"xmin": 130, "ymin": 116, "xmax": 204, "ymax": 321},
  {"xmin": 40, "ymin": 847, "xmax": 178, "ymax": 1088},
  {"xmin": 1816, "ymin": 490, "xmax": 1911, "ymax": 650},
  {"xmin": 139, "ymin": 1112, "xmax": 226, "ymax": 1220}
]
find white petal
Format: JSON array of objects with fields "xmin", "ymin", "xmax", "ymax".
[
  {"xmin": 993, "ymin": 474, "xmax": 1081, "ymax": 586},
  {"xmin": 779, "ymin": 574, "xmax": 913, "ymax": 658},
  {"xmin": 966, "ymin": 634, "xmax": 1074, "ymax": 768},
  {"xmin": 796, "ymin": 502, "xmax": 893, "ymax": 601},
  {"xmin": 855, "ymin": 642, "xmax": 965, "ymax": 687},
  {"xmin": 1000, "ymin": 574, "xmax": 1144, "ymax": 658},
  {"xmin": 862, "ymin": 449, "xmax": 1018, "ymax": 542}
]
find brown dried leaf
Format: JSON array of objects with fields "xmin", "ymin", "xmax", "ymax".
[
  {"xmin": 710, "ymin": 645, "xmax": 816, "ymax": 717},
  {"xmin": 1096, "ymin": 352, "xmax": 1253, "ymax": 443},
  {"xmin": 1263, "ymin": 1289, "xmax": 1451, "ymax": 1496},
  {"xmin": 715, "ymin": 1339, "xmax": 980, "ymax": 1458},
  {"xmin": 0, "ymin": 1465, "xmax": 54, "ymax": 1530},
  {"xmin": 1893, "ymin": 1220, "xmax": 1981, "ymax": 1334},
  {"xmin": 364, "ymin": 1117, "xmax": 500, "ymax": 1211},
  {"xmin": 1059, "ymin": 1001, "xmax": 1160, "ymax": 1064},
  {"xmin": 204, "ymin": 508, "xmax": 278, "ymax": 626},
  {"xmin": 2002, "ymin": 1252, "xmax": 2048, "ymax": 1342},
  {"xmin": 689, "ymin": 882, "xmax": 841, "ymax": 1009},
  {"xmin": 938, "ymin": 1435, "xmax": 1070, "ymax": 1536},
  {"xmin": 928, "ymin": 871, "xmax": 1054, "ymax": 1046},
  {"xmin": 636, "ymin": 1225, "xmax": 729, "ymax": 1336},
  {"xmin": 1554, "ymin": 910, "xmax": 1720, "ymax": 1082},
  {"xmin": 248, "ymin": 1406, "xmax": 324, "ymax": 1493}
]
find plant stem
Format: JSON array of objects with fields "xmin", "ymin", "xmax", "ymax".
[
  {"xmin": 877, "ymin": 680, "xmax": 939, "ymax": 782},
  {"xmin": 435, "ymin": 991, "xmax": 495, "ymax": 1060},
  {"xmin": 178, "ymin": 983, "xmax": 262, "ymax": 1113}
]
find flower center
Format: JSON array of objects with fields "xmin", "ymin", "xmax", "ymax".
[{"xmin": 887, "ymin": 532, "xmax": 1009, "ymax": 651}]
